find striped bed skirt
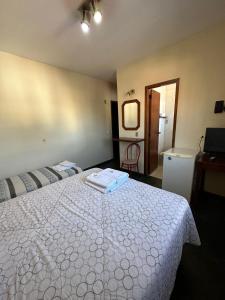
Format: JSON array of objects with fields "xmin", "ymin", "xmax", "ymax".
[{"xmin": 0, "ymin": 166, "xmax": 82, "ymax": 203}]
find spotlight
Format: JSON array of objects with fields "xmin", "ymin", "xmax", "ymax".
[
  {"xmin": 94, "ymin": 10, "xmax": 102, "ymax": 24},
  {"xmin": 92, "ymin": 0, "xmax": 102, "ymax": 24},
  {"xmin": 81, "ymin": 10, "xmax": 90, "ymax": 33},
  {"xmin": 81, "ymin": 21, "xmax": 89, "ymax": 33}
]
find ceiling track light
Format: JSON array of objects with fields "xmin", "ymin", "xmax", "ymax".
[
  {"xmin": 91, "ymin": 0, "xmax": 102, "ymax": 24},
  {"xmin": 81, "ymin": 10, "xmax": 91, "ymax": 33},
  {"xmin": 80, "ymin": 0, "xmax": 102, "ymax": 33}
]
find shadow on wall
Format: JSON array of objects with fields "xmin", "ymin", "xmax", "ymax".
[
  {"xmin": 1, "ymin": 59, "xmax": 77, "ymax": 131},
  {"xmin": 0, "ymin": 51, "xmax": 116, "ymax": 179}
]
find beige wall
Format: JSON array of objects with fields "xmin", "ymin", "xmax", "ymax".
[
  {"xmin": 0, "ymin": 51, "xmax": 116, "ymax": 179},
  {"xmin": 117, "ymin": 22, "xmax": 225, "ymax": 196}
]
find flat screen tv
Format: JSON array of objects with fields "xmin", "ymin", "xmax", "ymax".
[{"xmin": 204, "ymin": 128, "xmax": 225, "ymax": 154}]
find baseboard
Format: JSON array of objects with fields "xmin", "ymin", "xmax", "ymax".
[
  {"xmin": 84, "ymin": 159, "xmax": 115, "ymax": 170},
  {"xmin": 202, "ymin": 191, "xmax": 225, "ymax": 201},
  {"xmin": 121, "ymin": 169, "xmax": 145, "ymax": 176},
  {"xmin": 84, "ymin": 159, "xmax": 146, "ymax": 176}
]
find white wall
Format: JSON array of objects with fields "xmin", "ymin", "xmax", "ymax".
[
  {"xmin": 117, "ymin": 22, "xmax": 225, "ymax": 196},
  {"xmin": 0, "ymin": 51, "xmax": 116, "ymax": 179},
  {"xmin": 153, "ymin": 83, "xmax": 176, "ymax": 154},
  {"xmin": 164, "ymin": 84, "xmax": 176, "ymax": 151}
]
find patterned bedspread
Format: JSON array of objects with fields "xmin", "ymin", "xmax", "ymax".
[{"xmin": 0, "ymin": 168, "xmax": 200, "ymax": 300}]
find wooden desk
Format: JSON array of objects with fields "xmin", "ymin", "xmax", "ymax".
[
  {"xmin": 191, "ymin": 153, "xmax": 225, "ymax": 205},
  {"xmin": 112, "ymin": 137, "xmax": 145, "ymax": 143}
]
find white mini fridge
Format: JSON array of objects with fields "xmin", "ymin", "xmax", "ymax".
[{"xmin": 162, "ymin": 148, "xmax": 198, "ymax": 201}]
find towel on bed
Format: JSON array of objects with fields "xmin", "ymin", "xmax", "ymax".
[
  {"xmin": 86, "ymin": 168, "xmax": 129, "ymax": 187},
  {"xmin": 52, "ymin": 161, "xmax": 77, "ymax": 172},
  {"xmin": 85, "ymin": 168, "xmax": 129, "ymax": 193},
  {"xmin": 86, "ymin": 174, "xmax": 128, "ymax": 193}
]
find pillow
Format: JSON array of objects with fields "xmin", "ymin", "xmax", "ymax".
[{"xmin": 0, "ymin": 165, "xmax": 82, "ymax": 203}]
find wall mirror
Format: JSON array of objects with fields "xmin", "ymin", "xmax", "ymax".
[{"xmin": 122, "ymin": 99, "xmax": 140, "ymax": 130}]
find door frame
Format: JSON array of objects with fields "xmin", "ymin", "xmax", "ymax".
[
  {"xmin": 144, "ymin": 78, "xmax": 180, "ymax": 175},
  {"xmin": 110, "ymin": 100, "xmax": 120, "ymax": 160}
]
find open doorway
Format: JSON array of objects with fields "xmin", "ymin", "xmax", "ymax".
[
  {"xmin": 111, "ymin": 101, "xmax": 120, "ymax": 160},
  {"xmin": 144, "ymin": 79, "xmax": 179, "ymax": 177}
]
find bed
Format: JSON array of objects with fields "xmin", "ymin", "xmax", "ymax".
[{"xmin": 0, "ymin": 168, "xmax": 200, "ymax": 300}]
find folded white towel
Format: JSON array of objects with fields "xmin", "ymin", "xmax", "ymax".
[
  {"xmin": 86, "ymin": 168, "xmax": 129, "ymax": 188},
  {"xmin": 52, "ymin": 160, "xmax": 76, "ymax": 172},
  {"xmin": 52, "ymin": 165, "xmax": 69, "ymax": 172},
  {"xmin": 59, "ymin": 160, "xmax": 76, "ymax": 168},
  {"xmin": 103, "ymin": 168, "xmax": 129, "ymax": 180},
  {"xmin": 86, "ymin": 173, "xmax": 117, "ymax": 188},
  {"xmin": 52, "ymin": 160, "xmax": 77, "ymax": 172},
  {"xmin": 85, "ymin": 175, "xmax": 128, "ymax": 194}
]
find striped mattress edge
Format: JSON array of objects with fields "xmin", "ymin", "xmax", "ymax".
[{"xmin": 0, "ymin": 166, "xmax": 82, "ymax": 203}]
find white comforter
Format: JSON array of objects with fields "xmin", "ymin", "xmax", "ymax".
[{"xmin": 0, "ymin": 168, "xmax": 200, "ymax": 300}]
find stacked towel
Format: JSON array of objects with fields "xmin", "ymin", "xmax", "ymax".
[
  {"xmin": 52, "ymin": 160, "xmax": 77, "ymax": 172},
  {"xmin": 85, "ymin": 168, "xmax": 129, "ymax": 193}
]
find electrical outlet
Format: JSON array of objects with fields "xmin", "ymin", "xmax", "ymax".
[{"xmin": 135, "ymin": 132, "xmax": 138, "ymax": 137}]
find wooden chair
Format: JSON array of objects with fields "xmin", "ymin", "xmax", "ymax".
[{"xmin": 121, "ymin": 143, "xmax": 141, "ymax": 172}]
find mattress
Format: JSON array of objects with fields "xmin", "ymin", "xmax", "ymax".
[
  {"xmin": 0, "ymin": 168, "xmax": 200, "ymax": 300},
  {"xmin": 0, "ymin": 165, "xmax": 82, "ymax": 203}
]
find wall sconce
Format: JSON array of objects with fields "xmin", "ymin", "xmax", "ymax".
[{"xmin": 126, "ymin": 89, "xmax": 135, "ymax": 96}]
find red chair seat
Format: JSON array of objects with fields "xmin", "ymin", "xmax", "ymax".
[{"xmin": 122, "ymin": 159, "xmax": 137, "ymax": 165}]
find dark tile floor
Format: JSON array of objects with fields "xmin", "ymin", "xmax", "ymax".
[{"xmin": 93, "ymin": 160, "xmax": 225, "ymax": 300}]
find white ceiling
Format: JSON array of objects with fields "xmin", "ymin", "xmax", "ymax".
[{"xmin": 1, "ymin": 0, "xmax": 225, "ymax": 82}]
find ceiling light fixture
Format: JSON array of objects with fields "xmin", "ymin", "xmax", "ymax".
[
  {"xmin": 94, "ymin": 10, "xmax": 102, "ymax": 24},
  {"xmin": 81, "ymin": 10, "xmax": 90, "ymax": 33},
  {"xmin": 92, "ymin": 0, "xmax": 102, "ymax": 24},
  {"xmin": 80, "ymin": 0, "xmax": 103, "ymax": 33}
]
